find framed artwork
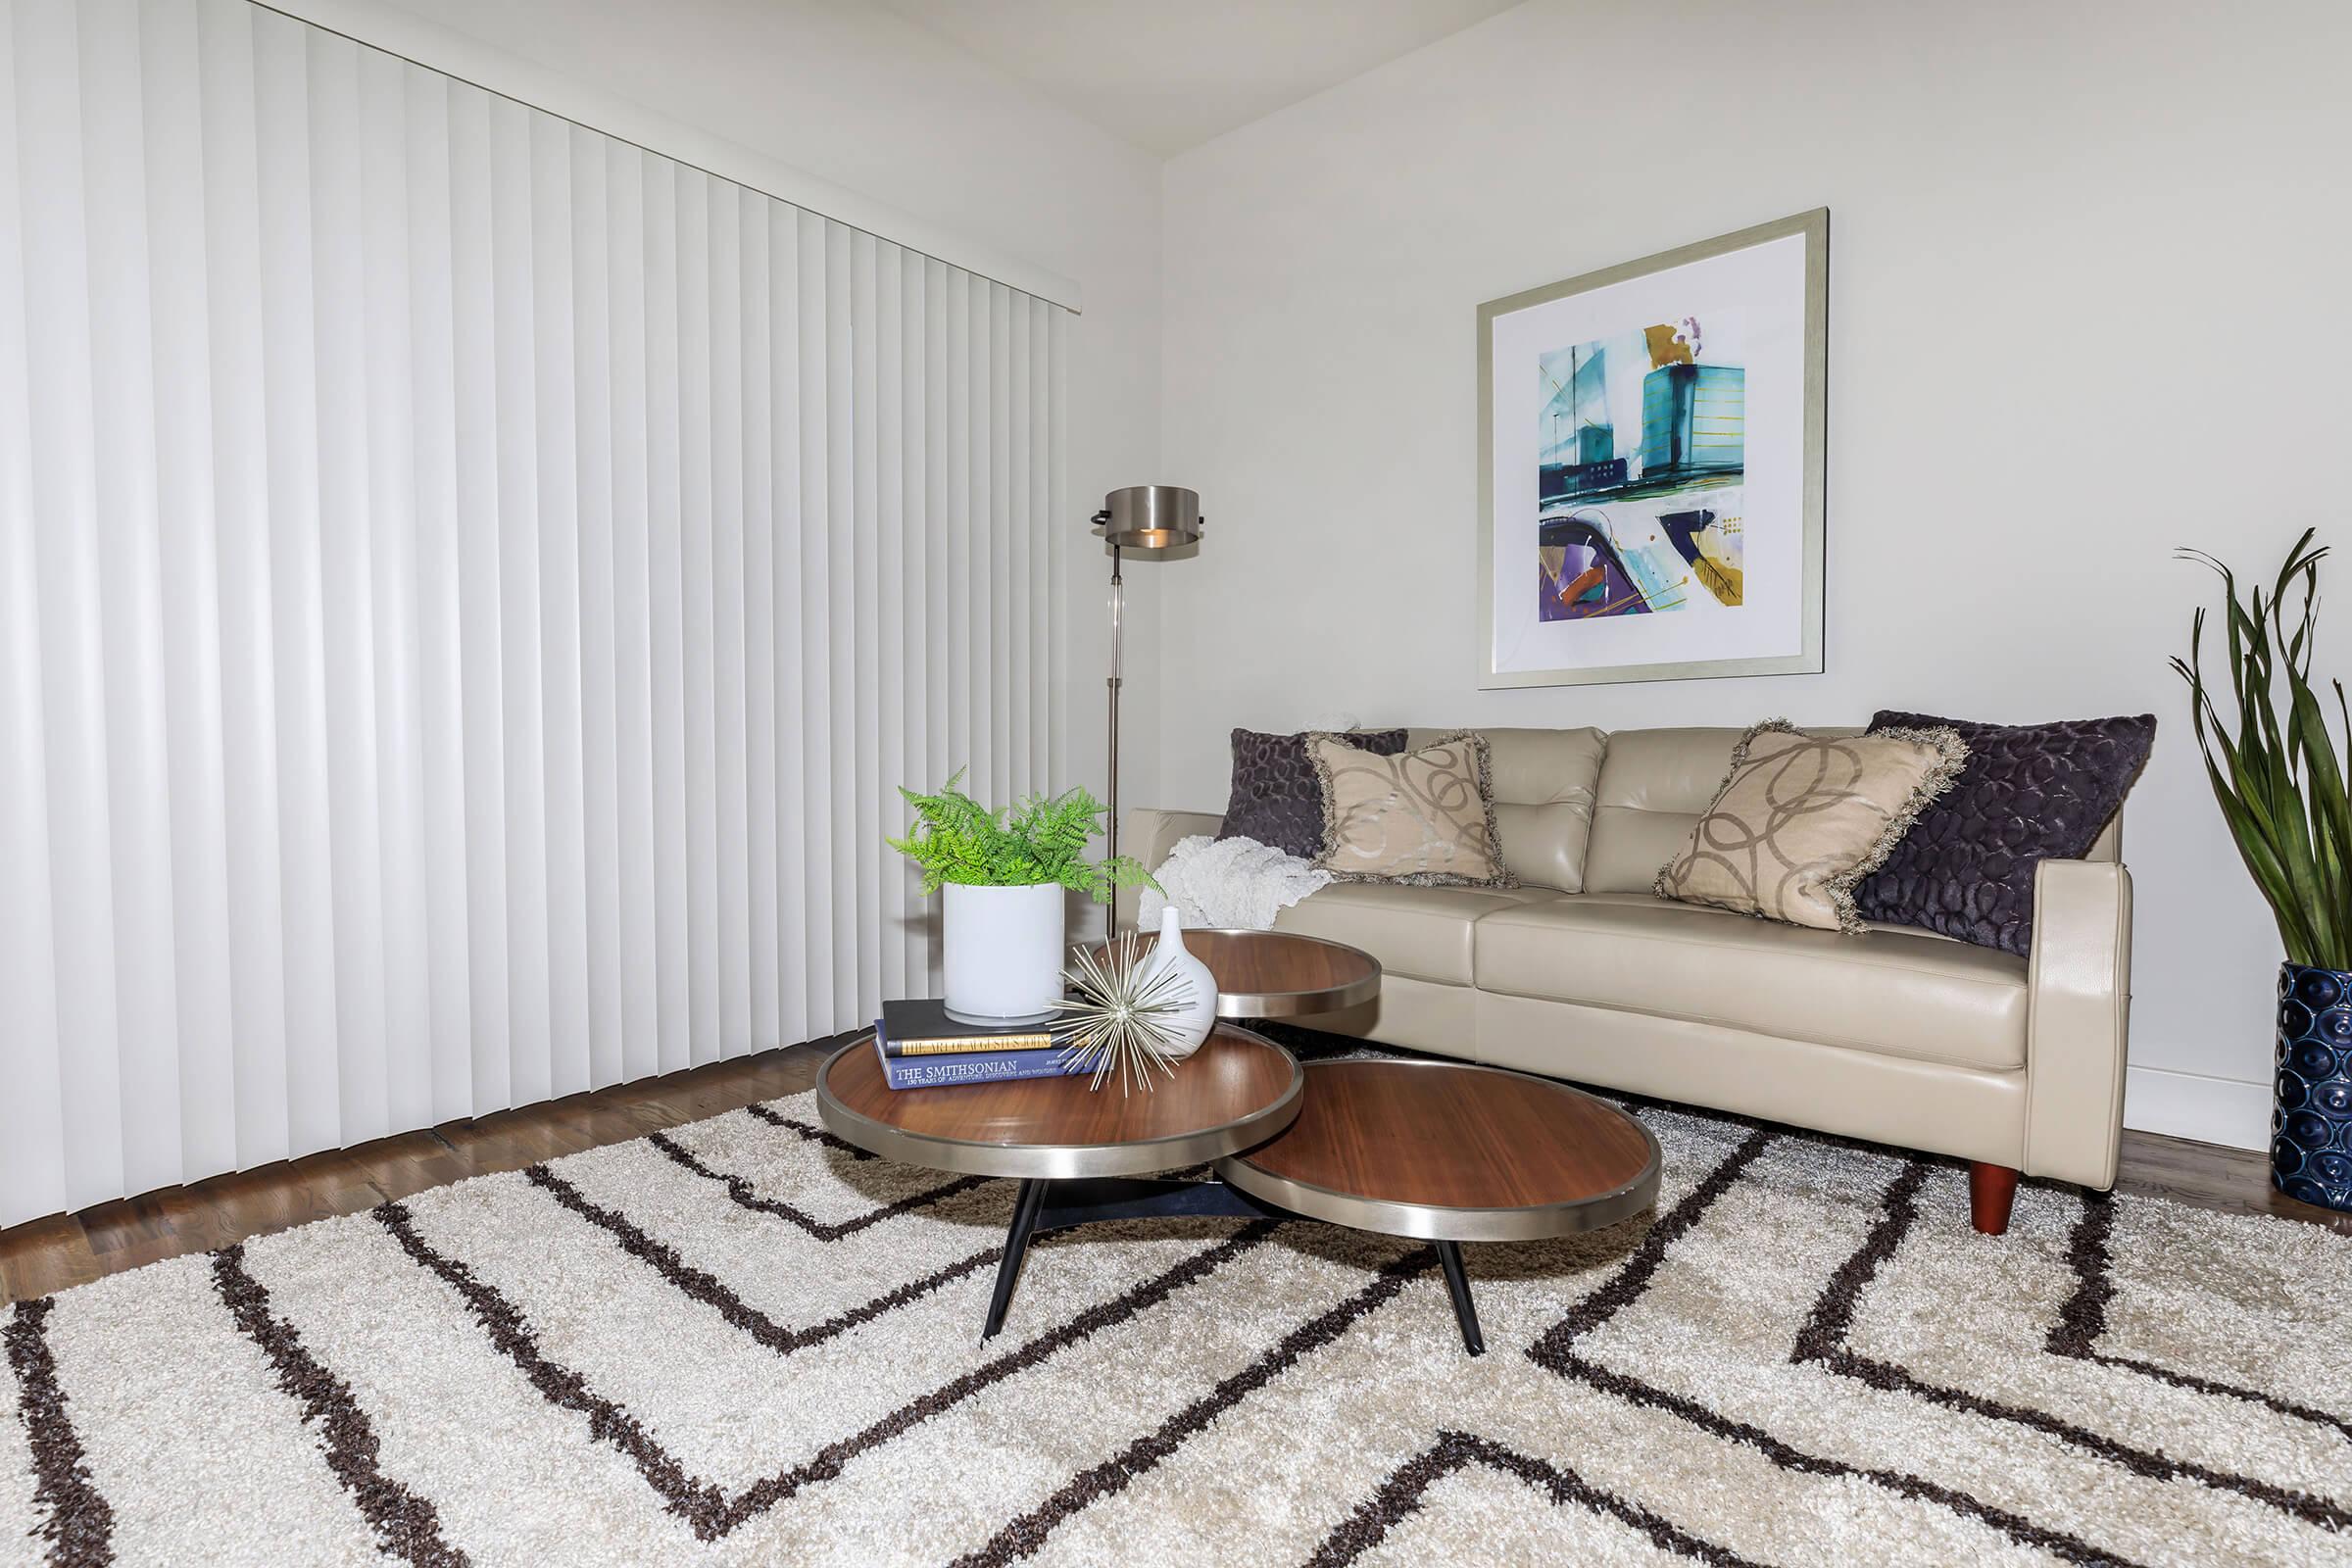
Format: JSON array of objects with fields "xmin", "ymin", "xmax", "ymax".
[{"xmin": 1478, "ymin": 209, "xmax": 1828, "ymax": 688}]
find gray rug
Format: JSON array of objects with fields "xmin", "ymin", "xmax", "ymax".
[{"xmin": 5, "ymin": 1084, "xmax": 2348, "ymax": 1566}]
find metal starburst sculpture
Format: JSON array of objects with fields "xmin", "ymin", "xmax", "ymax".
[{"xmin": 1054, "ymin": 933, "xmax": 1188, "ymax": 1095}]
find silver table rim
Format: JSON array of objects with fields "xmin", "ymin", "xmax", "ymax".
[
  {"xmin": 1096, "ymin": 928, "xmax": 1382, "ymax": 1018},
  {"xmin": 1214, "ymin": 1057, "xmax": 1663, "ymax": 1243},
  {"xmin": 814, "ymin": 1026, "xmax": 1306, "ymax": 1181}
]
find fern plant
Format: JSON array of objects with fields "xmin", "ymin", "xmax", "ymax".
[
  {"xmin": 2174, "ymin": 528, "xmax": 2352, "ymax": 969},
  {"xmin": 887, "ymin": 770, "xmax": 1158, "ymax": 904}
]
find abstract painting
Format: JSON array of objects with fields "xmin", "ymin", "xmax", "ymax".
[{"xmin": 1479, "ymin": 211, "xmax": 1826, "ymax": 687}]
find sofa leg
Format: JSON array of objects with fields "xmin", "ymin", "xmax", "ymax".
[{"xmin": 1968, "ymin": 1162, "xmax": 2020, "ymax": 1235}]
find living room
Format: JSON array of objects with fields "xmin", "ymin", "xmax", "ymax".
[{"xmin": 2, "ymin": 1, "xmax": 2346, "ymax": 1564}]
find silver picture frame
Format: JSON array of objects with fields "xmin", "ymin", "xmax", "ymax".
[{"xmin": 1477, "ymin": 208, "xmax": 1829, "ymax": 689}]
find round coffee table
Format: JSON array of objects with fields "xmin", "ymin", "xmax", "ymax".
[
  {"xmin": 1097, "ymin": 928, "xmax": 1380, "ymax": 1017},
  {"xmin": 818, "ymin": 940, "xmax": 1659, "ymax": 1354},
  {"xmin": 1217, "ymin": 1058, "xmax": 1660, "ymax": 1352},
  {"xmin": 816, "ymin": 1024, "xmax": 1303, "ymax": 1336}
]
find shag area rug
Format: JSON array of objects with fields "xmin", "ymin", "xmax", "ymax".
[{"xmin": 5, "ymin": 1079, "xmax": 2349, "ymax": 1567}]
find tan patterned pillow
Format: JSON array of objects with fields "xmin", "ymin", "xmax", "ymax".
[
  {"xmin": 1307, "ymin": 730, "xmax": 1513, "ymax": 888},
  {"xmin": 1654, "ymin": 719, "xmax": 1968, "ymax": 933}
]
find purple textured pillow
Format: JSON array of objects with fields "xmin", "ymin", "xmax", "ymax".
[
  {"xmin": 1217, "ymin": 727, "xmax": 1409, "ymax": 858},
  {"xmin": 1855, "ymin": 710, "xmax": 2155, "ymax": 956}
]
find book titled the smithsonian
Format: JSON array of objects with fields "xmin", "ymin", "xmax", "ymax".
[{"xmin": 870, "ymin": 1022, "xmax": 1084, "ymax": 1091}]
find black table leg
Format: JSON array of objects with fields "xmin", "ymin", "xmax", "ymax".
[
  {"xmin": 1435, "ymin": 1240, "xmax": 1484, "ymax": 1356},
  {"xmin": 983, "ymin": 1178, "xmax": 1047, "ymax": 1340},
  {"xmin": 976, "ymin": 1177, "xmax": 1487, "ymax": 1360}
]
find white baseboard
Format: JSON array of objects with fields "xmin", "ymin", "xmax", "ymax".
[{"xmin": 2124, "ymin": 1065, "xmax": 2271, "ymax": 1152}]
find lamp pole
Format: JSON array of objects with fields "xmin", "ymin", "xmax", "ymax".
[
  {"xmin": 1092, "ymin": 486, "xmax": 1202, "ymax": 931},
  {"xmin": 1106, "ymin": 541, "xmax": 1123, "ymax": 873}
]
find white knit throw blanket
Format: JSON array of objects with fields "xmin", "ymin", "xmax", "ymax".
[{"xmin": 1138, "ymin": 834, "xmax": 1332, "ymax": 931}]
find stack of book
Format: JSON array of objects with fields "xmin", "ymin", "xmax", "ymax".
[{"xmin": 871, "ymin": 999, "xmax": 1085, "ymax": 1091}]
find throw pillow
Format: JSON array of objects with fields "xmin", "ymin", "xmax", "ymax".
[
  {"xmin": 1655, "ymin": 719, "xmax": 1970, "ymax": 933},
  {"xmin": 1307, "ymin": 730, "xmax": 1513, "ymax": 888},
  {"xmin": 1854, "ymin": 710, "xmax": 2156, "ymax": 956},
  {"xmin": 1217, "ymin": 727, "xmax": 1409, "ymax": 858}
]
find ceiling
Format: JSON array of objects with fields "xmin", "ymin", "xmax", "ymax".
[{"xmin": 874, "ymin": 0, "xmax": 1522, "ymax": 156}]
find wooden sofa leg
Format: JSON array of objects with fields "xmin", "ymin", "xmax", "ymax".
[{"xmin": 1969, "ymin": 1162, "xmax": 2020, "ymax": 1235}]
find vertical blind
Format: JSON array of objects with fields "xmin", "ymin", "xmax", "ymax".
[{"xmin": 0, "ymin": 0, "xmax": 1067, "ymax": 1227}]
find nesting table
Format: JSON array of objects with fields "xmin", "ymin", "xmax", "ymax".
[
  {"xmin": 1126, "ymin": 928, "xmax": 1383, "ymax": 1018},
  {"xmin": 814, "ymin": 929, "xmax": 1661, "ymax": 1354}
]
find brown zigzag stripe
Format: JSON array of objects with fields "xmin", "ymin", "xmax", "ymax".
[
  {"xmin": 1786, "ymin": 1160, "xmax": 1934, "ymax": 1364},
  {"xmin": 4, "ymin": 1298, "xmax": 114, "ymax": 1568},
  {"xmin": 1305, "ymin": 1428, "xmax": 1769, "ymax": 1568},
  {"xmin": 1552, "ymin": 1348, "xmax": 2141, "ymax": 1567},
  {"xmin": 2043, "ymin": 1188, "xmax": 2117, "ymax": 1360},
  {"xmin": 708, "ymin": 1219, "xmax": 1279, "ymax": 1537},
  {"xmin": 1793, "ymin": 1163, "xmax": 2352, "ymax": 1532},
  {"xmin": 1530, "ymin": 1125, "xmax": 1774, "ymax": 1358},
  {"xmin": 1526, "ymin": 1135, "xmax": 2135, "ymax": 1567},
  {"xmin": 1482, "ymin": 1060, "xmax": 2352, "ymax": 1457},
  {"xmin": 955, "ymin": 1121, "xmax": 1896, "ymax": 1567},
  {"xmin": 2049, "ymin": 1194, "xmax": 2352, "ymax": 1444},
  {"xmin": 743, "ymin": 1101, "xmax": 871, "ymax": 1158},
  {"xmin": 210, "ymin": 1246, "xmax": 470, "ymax": 1568},
  {"xmin": 374, "ymin": 1200, "xmax": 736, "ymax": 1538},
  {"xmin": 947, "ymin": 1244, "xmax": 1430, "ymax": 1567},
  {"xmin": 374, "ymin": 1198, "xmax": 1277, "ymax": 1540},
  {"xmin": 645, "ymin": 1127, "xmax": 987, "ymax": 1239},
  {"xmin": 523, "ymin": 1162, "xmax": 1004, "ymax": 1353}
]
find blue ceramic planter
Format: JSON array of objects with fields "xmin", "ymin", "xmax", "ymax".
[{"xmin": 2276, "ymin": 962, "xmax": 2352, "ymax": 1212}]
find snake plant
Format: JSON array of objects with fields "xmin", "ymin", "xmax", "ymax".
[{"xmin": 2173, "ymin": 528, "xmax": 2352, "ymax": 969}]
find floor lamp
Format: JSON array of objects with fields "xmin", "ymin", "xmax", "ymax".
[{"xmin": 1092, "ymin": 485, "xmax": 1202, "ymax": 927}]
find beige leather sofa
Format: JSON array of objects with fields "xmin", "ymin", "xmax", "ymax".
[{"xmin": 1121, "ymin": 726, "xmax": 2134, "ymax": 1235}]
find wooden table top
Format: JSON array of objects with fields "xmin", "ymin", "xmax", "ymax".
[
  {"xmin": 815, "ymin": 1024, "xmax": 1303, "ymax": 1180},
  {"xmin": 1218, "ymin": 1058, "xmax": 1660, "ymax": 1242},
  {"xmin": 1096, "ymin": 928, "xmax": 1380, "ymax": 1017}
]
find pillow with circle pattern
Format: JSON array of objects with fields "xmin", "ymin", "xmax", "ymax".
[
  {"xmin": 1308, "ymin": 730, "xmax": 1513, "ymax": 888},
  {"xmin": 1654, "ymin": 719, "xmax": 1969, "ymax": 933},
  {"xmin": 1853, "ymin": 710, "xmax": 2156, "ymax": 956},
  {"xmin": 1216, "ymin": 727, "xmax": 1408, "ymax": 858}
]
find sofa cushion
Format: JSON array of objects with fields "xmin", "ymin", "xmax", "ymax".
[
  {"xmin": 1473, "ymin": 892, "xmax": 2028, "ymax": 1070},
  {"xmin": 1583, "ymin": 724, "xmax": 1860, "ymax": 893},
  {"xmin": 1583, "ymin": 727, "xmax": 1743, "ymax": 893},
  {"xmin": 1274, "ymin": 881, "xmax": 1560, "ymax": 987},
  {"xmin": 1409, "ymin": 727, "xmax": 1606, "ymax": 892}
]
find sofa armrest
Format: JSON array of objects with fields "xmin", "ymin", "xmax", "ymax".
[
  {"xmin": 2023, "ymin": 858, "xmax": 2134, "ymax": 1189},
  {"xmin": 1112, "ymin": 808, "xmax": 1223, "ymax": 931}
]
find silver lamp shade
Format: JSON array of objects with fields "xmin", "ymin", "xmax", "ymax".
[{"xmin": 1094, "ymin": 485, "xmax": 1202, "ymax": 549}]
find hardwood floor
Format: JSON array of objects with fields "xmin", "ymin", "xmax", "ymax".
[
  {"xmin": 2112, "ymin": 1125, "xmax": 2352, "ymax": 1239},
  {"xmin": 2, "ymin": 1037, "xmax": 2342, "ymax": 1304},
  {"xmin": 0, "ymin": 1037, "xmax": 843, "ymax": 1303}
]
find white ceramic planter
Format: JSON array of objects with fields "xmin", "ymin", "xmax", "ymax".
[{"xmin": 942, "ymin": 882, "xmax": 1067, "ymax": 1022}]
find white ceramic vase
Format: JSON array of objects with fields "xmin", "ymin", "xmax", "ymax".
[
  {"xmin": 942, "ymin": 882, "xmax": 1065, "ymax": 1022},
  {"xmin": 1141, "ymin": 906, "xmax": 1219, "ymax": 1059}
]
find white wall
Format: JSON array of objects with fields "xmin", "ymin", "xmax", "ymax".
[
  {"xmin": 1157, "ymin": 0, "xmax": 2352, "ymax": 1149},
  {"xmin": 336, "ymin": 0, "xmax": 1167, "ymax": 895}
]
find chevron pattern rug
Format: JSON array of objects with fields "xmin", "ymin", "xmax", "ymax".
[{"xmin": 5, "ymin": 1082, "xmax": 2347, "ymax": 1567}]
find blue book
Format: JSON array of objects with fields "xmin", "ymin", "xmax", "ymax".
[{"xmin": 871, "ymin": 1022, "xmax": 1087, "ymax": 1090}]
